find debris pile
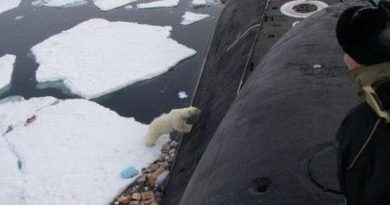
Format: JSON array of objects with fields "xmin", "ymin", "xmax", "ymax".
[{"xmin": 114, "ymin": 140, "xmax": 179, "ymax": 205}]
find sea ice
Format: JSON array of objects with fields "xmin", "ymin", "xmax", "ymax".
[
  {"xmin": 31, "ymin": 0, "xmax": 88, "ymax": 8},
  {"xmin": 0, "ymin": 0, "xmax": 21, "ymax": 14},
  {"xmin": 0, "ymin": 54, "xmax": 16, "ymax": 91},
  {"xmin": 0, "ymin": 95, "xmax": 23, "ymax": 105},
  {"xmin": 137, "ymin": 0, "xmax": 180, "ymax": 9},
  {"xmin": 32, "ymin": 18, "xmax": 196, "ymax": 99},
  {"xmin": 181, "ymin": 11, "xmax": 210, "ymax": 25},
  {"xmin": 178, "ymin": 91, "xmax": 188, "ymax": 99},
  {"xmin": 14, "ymin": 15, "xmax": 23, "ymax": 20},
  {"xmin": 0, "ymin": 96, "xmax": 57, "ymax": 134},
  {"xmin": 0, "ymin": 137, "xmax": 24, "ymax": 205},
  {"xmin": 125, "ymin": 4, "xmax": 133, "ymax": 9},
  {"xmin": 0, "ymin": 96, "xmax": 57, "ymax": 204},
  {"xmin": 192, "ymin": 0, "xmax": 206, "ymax": 7},
  {"xmin": 1, "ymin": 97, "xmax": 169, "ymax": 205},
  {"xmin": 93, "ymin": 0, "xmax": 137, "ymax": 11}
]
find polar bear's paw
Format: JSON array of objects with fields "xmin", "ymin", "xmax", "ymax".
[
  {"xmin": 145, "ymin": 138, "xmax": 156, "ymax": 147},
  {"xmin": 184, "ymin": 124, "xmax": 192, "ymax": 133},
  {"xmin": 145, "ymin": 130, "xmax": 160, "ymax": 147}
]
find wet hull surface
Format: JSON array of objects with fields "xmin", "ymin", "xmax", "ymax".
[
  {"xmin": 164, "ymin": 0, "xmax": 366, "ymax": 204},
  {"xmin": 162, "ymin": 0, "xmax": 268, "ymax": 204}
]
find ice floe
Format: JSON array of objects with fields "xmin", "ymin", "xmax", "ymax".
[
  {"xmin": 0, "ymin": 0, "xmax": 21, "ymax": 14},
  {"xmin": 178, "ymin": 91, "xmax": 188, "ymax": 99},
  {"xmin": 32, "ymin": 18, "xmax": 196, "ymax": 99},
  {"xmin": 32, "ymin": 0, "xmax": 88, "ymax": 8},
  {"xmin": 14, "ymin": 15, "xmax": 23, "ymax": 20},
  {"xmin": 0, "ymin": 96, "xmax": 57, "ymax": 134},
  {"xmin": 0, "ymin": 136, "xmax": 24, "ymax": 205},
  {"xmin": 125, "ymin": 4, "xmax": 133, "ymax": 9},
  {"xmin": 0, "ymin": 96, "xmax": 58, "ymax": 204},
  {"xmin": 32, "ymin": 0, "xmax": 137, "ymax": 10},
  {"xmin": 181, "ymin": 11, "xmax": 210, "ymax": 25},
  {"xmin": 192, "ymin": 0, "xmax": 206, "ymax": 7},
  {"xmin": 0, "ymin": 95, "xmax": 23, "ymax": 105},
  {"xmin": 0, "ymin": 97, "xmax": 169, "ymax": 205},
  {"xmin": 0, "ymin": 54, "xmax": 16, "ymax": 91},
  {"xmin": 137, "ymin": 0, "xmax": 180, "ymax": 9},
  {"xmin": 93, "ymin": 0, "xmax": 137, "ymax": 11}
]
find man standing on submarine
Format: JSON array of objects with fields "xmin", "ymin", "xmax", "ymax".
[{"xmin": 336, "ymin": 1, "xmax": 390, "ymax": 204}]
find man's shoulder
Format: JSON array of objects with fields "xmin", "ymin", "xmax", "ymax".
[
  {"xmin": 336, "ymin": 103, "xmax": 377, "ymax": 143},
  {"xmin": 338, "ymin": 103, "xmax": 378, "ymax": 132},
  {"xmin": 344, "ymin": 103, "xmax": 377, "ymax": 123}
]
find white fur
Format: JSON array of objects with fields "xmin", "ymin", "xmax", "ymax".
[{"xmin": 145, "ymin": 106, "xmax": 201, "ymax": 147}]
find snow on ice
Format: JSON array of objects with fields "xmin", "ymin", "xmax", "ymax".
[
  {"xmin": 93, "ymin": 0, "xmax": 137, "ymax": 11},
  {"xmin": 32, "ymin": 0, "xmax": 88, "ymax": 8},
  {"xmin": 0, "ymin": 96, "xmax": 56, "ymax": 134},
  {"xmin": 178, "ymin": 91, "xmax": 188, "ymax": 99},
  {"xmin": 0, "ymin": 136, "xmax": 24, "ymax": 205},
  {"xmin": 0, "ymin": 0, "xmax": 21, "ymax": 14},
  {"xmin": 137, "ymin": 0, "xmax": 180, "ymax": 9},
  {"xmin": 32, "ymin": 0, "xmax": 135, "ymax": 10},
  {"xmin": 125, "ymin": 4, "xmax": 133, "ymax": 9},
  {"xmin": 0, "ymin": 54, "xmax": 16, "ymax": 91},
  {"xmin": 32, "ymin": 18, "xmax": 196, "ymax": 99},
  {"xmin": 181, "ymin": 11, "xmax": 210, "ymax": 25},
  {"xmin": 0, "ymin": 97, "xmax": 169, "ymax": 205},
  {"xmin": 192, "ymin": 0, "xmax": 206, "ymax": 7}
]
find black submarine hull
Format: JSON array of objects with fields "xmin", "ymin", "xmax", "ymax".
[
  {"xmin": 164, "ymin": 1, "xmax": 364, "ymax": 204},
  {"xmin": 163, "ymin": 0, "xmax": 267, "ymax": 204}
]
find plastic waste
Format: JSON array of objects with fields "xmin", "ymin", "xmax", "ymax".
[{"xmin": 120, "ymin": 165, "xmax": 139, "ymax": 179}]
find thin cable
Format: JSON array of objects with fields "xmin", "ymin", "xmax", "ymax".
[
  {"xmin": 347, "ymin": 118, "xmax": 381, "ymax": 170},
  {"xmin": 226, "ymin": 24, "xmax": 261, "ymax": 52}
]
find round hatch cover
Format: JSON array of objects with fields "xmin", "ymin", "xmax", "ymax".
[{"xmin": 280, "ymin": 0, "xmax": 328, "ymax": 18}]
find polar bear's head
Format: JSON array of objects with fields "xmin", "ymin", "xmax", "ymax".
[
  {"xmin": 187, "ymin": 106, "xmax": 201, "ymax": 116},
  {"xmin": 171, "ymin": 106, "xmax": 201, "ymax": 119},
  {"xmin": 179, "ymin": 106, "xmax": 201, "ymax": 119}
]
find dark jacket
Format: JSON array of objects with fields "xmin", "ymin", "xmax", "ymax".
[{"xmin": 337, "ymin": 82, "xmax": 390, "ymax": 205}]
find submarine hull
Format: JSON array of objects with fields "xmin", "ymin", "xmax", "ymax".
[
  {"xmin": 179, "ymin": 3, "xmax": 358, "ymax": 205},
  {"xmin": 164, "ymin": 1, "xmax": 365, "ymax": 204}
]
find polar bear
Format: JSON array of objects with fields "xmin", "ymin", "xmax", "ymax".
[{"xmin": 145, "ymin": 106, "xmax": 201, "ymax": 147}]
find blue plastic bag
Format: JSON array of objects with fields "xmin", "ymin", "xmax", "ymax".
[{"xmin": 120, "ymin": 165, "xmax": 139, "ymax": 179}]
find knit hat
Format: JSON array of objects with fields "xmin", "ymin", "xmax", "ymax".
[{"xmin": 336, "ymin": 1, "xmax": 390, "ymax": 65}]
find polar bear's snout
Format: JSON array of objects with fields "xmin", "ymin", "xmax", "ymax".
[
  {"xmin": 188, "ymin": 106, "xmax": 201, "ymax": 116},
  {"xmin": 145, "ymin": 106, "xmax": 201, "ymax": 147}
]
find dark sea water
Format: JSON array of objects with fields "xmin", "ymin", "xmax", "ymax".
[{"xmin": 0, "ymin": 0, "xmax": 222, "ymax": 123}]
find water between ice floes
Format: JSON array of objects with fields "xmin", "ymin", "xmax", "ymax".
[{"xmin": 0, "ymin": 0, "xmax": 222, "ymax": 123}]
